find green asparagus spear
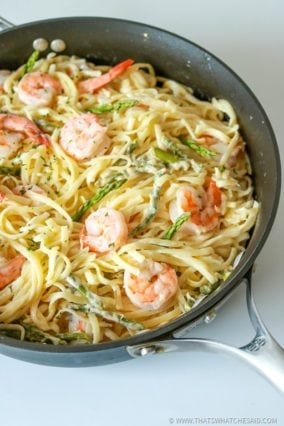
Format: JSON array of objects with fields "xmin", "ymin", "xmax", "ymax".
[
  {"xmin": 0, "ymin": 166, "xmax": 21, "ymax": 176},
  {"xmin": 180, "ymin": 138, "xmax": 216, "ymax": 158},
  {"xmin": 67, "ymin": 276, "xmax": 144, "ymax": 331},
  {"xmin": 22, "ymin": 324, "xmax": 66, "ymax": 345},
  {"xmin": 72, "ymin": 177, "xmax": 126, "ymax": 222},
  {"xmin": 162, "ymin": 213, "xmax": 190, "ymax": 240},
  {"xmin": 129, "ymin": 179, "xmax": 161, "ymax": 236},
  {"xmin": 153, "ymin": 147, "xmax": 181, "ymax": 164},
  {"xmin": 24, "ymin": 50, "xmax": 40, "ymax": 74},
  {"xmin": 20, "ymin": 323, "xmax": 91, "ymax": 344},
  {"xmin": 89, "ymin": 99, "xmax": 138, "ymax": 114},
  {"xmin": 57, "ymin": 331, "xmax": 92, "ymax": 343}
]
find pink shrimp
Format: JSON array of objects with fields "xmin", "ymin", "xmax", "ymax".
[
  {"xmin": 59, "ymin": 113, "xmax": 111, "ymax": 161},
  {"xmin": 124, "ymin": 260, "xmax": 178, "ymax": 311},
  {"xmin": 78, "ymin": 59, "xmax": 134, "ymax": 94},
  {"xmin": 69, "ymin": 314, "xmax": 88, "ymax": 333},
  {"xmin": 0, "ymin": 255, "xmax": 26, "ymax": 290},
  {"xmin": 17, "ymin": 71, "xmax": 62, "ymax": 107},
  {"xmin": 0, "ymin": 113, "xmax": 49, "ymax": 158},
  {"xmin": 80, "ymin": 208, "xmax": 128, "ymax": 254},
  {"xmin": 169, "ymin": 178, "xmax": 223, "ymax": 234}
]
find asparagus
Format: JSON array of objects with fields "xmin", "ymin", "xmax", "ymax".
[
  {"xmin": 21, "ymin": 323, "xmax": 91, "ymax": 344},
  {"xmin": 72, "ymin": 177, "xmax": 126, "ymax": 222},
  {"xmin": 89, "ymin": 99, "xmax": 138, "ymax": 114},
  {"xmin": 24, "ymin": 50, "xmax": 39, "ymax": 74},
  {"xmin": 129, "ymin": 178, "xmax": 161, "ymax": 236},
  {"xmin": 180, "ymin": 138, "xmax": 216, "ymax": 158},
  {"xmin": 21, "ymin": 324, "xmax": 66, "ymax": 345},
  {"xmin": 162, "ymin": 213, "xmax": 190, "ymax": 240},
  {"xmin": 153, "ymin": 147, "xmax": 181, "ymax": 164},
  {"xmin": 67, "ymin": 275, "xmax": 144, "ymax": 332}
]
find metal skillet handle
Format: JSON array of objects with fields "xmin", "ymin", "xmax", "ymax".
[
  {"xmin": 127, "ymin": 273, "xmax": 284, "ymax": 394},
  {"xmin": 0, "ymin": 16, "xmax": 14, "ymax": 31}
]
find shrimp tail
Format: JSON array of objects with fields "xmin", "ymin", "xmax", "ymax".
[{"xmin": 78, "ymin": 59, "xmax": 134, "ymax": 94}]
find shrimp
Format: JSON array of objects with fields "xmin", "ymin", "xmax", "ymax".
[
  {"xmin": 169, "ymin": 178, "xmax": 223, "ymax": 234},
  {"xmin": 80, "ymin": 208, "xmax": 128, "ymax": 254},
  {"xmin": 78, "ymin": 58, "xmax": 134, "ymax": 94},
  {"xmin": 124, "ymin": 260, "xmax": 178, "ymax": 311},
  {"xmin": 0, "ymin": 255, "xmax": 25, "ymax": 290},
  {"xmin": 59, "ymin": 113, "xmax": 111, "ymax": 161},
  {"xmin": 0, "ymin": 70, "xmax": 11, "ymax": 91},
  {"xmin": 17, "ymin": 71, "xmax": 62, "ymax": 107},
  {"xmin": 69, "ymin": 314, "xmax": 90, "ymax": 334},
  {"xmin": 0, "ymin": 113, "xmax": 49, "ymax": 158}
]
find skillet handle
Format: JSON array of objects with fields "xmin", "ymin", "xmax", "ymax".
[
  {"xmin": 127, "ymin": 273, "xmax": 284, "ymax": 394},
  {"xmin": 0, "ymin": 16, "xmax": 14, "ymax": 31}
]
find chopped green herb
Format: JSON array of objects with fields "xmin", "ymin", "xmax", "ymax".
[
  {"xmin": 0, "ymin": 166, "xmax": 21, "ymax": 176},
  {"xmin": 127, "ymin": 140, "xmax": 138, "ymax": 154},
  {"xmin": 72, "ymin": 176, "xmax": 127, "ymax": 222},
  {"xmin": 180, "ymin": 138, "xmax": 216, "ymax": 158},
  {"xmin": 24, "ymin": 50, "xmax": 40, "ymax": 74},
  {"xmin": 89, "ymin": 99, "xmax": 138, "ymax": 114},
  {"xmin": 153, "ymin": 147, "xmax": 181, "ymax": 164},
  {"xmin": 162, "ymin": 213, "xmax": 190, "ymax": 240},
  {"xmin": 26, "ymin": 238, "xmax": 40, "ymax": 251}
]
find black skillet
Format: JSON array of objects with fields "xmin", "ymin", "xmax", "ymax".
[{"xmin": 0, "ymin": 16, "xmax": 283, "ymax": 391}]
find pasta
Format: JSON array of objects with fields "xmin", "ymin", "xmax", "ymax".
[{"xmin": 0, "ymin": 52, "xmax": 259, "ymax": 345}]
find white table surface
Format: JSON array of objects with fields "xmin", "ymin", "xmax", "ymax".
[{"xmin": 0, "ymin": 1, "xmax": 283, "ymax": 425}]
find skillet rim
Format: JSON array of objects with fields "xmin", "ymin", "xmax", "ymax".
[{"xmin": 0, "ymin": 16, "xmax": 281, "ymax": 354}]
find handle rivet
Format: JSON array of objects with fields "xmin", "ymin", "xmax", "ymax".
[{"xmin": 139, "ymin": 346, "xmax": 157, "ymax": 356}]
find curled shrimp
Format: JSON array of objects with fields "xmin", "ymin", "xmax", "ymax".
[
  {"xmin": 0, "ymin": 113, "xmax": 49, "ymax": 158},
  {"xmin": 124, "ymin": 260, "xmax": 178, "ymax": 311},
  {"xmin": 169, "ymin": 178, "xmax": 223, "ymax": 234},
  {"xmin": 0, "ymin": 255, "xmax": 26, "ymax": 290},
  {"xmin": 59, "ymin": 113, "xmax": 111, "ymax": 161},
  {"xmin": 78, "ymin": 58, "xmax": 134, "ymax": 94},
  {"xmin": 17, "ymin": 71, "xmax": 62, "ymax": 107},
  {"xmin": 80, "ymin": 208, "xmax": 128, "ymax": 254}
]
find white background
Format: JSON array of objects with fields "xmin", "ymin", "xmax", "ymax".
[{"xmin": 0, "ymin": 1, "xmax": 283, "ymax": 425}]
